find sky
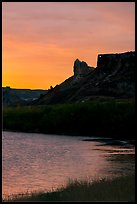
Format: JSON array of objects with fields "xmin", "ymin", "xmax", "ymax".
[{"xmin": 2, "ymin": 2, "xmax": 135, "ymax": 89}]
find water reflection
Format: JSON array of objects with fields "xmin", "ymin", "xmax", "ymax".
[{"xmin": 2, "ymin": 131, "xmax": 135, "ymax": 199}]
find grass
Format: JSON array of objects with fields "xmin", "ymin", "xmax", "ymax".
[
  {"xmin": 3, "ymin": 100, "xmax": 135, "ymax": 139},
  {"xmin": 3, "ymin": 174, "xmax": 135, "ymax": 202}
]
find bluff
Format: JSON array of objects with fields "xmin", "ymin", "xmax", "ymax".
[{"xmin": 33, "ymin": 51, "xmax": 135, "ymax": 105}]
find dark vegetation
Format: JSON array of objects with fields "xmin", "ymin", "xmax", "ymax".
[
  {"xmin": 3, "ymin": 99, "xmax": 135, "ymax": 139},
  {"xmin": 4, "ymin": 174, "xmax": 135, "ymax": 202}
]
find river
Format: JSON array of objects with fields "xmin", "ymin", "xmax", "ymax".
[{"xmin": 2, "ymin": 131, "xmax": 135, "ymax": 199}]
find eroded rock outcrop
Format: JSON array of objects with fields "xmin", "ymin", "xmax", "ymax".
[
  {"xmin": 73, "ymin": 59, "xmax": 94, "ymax": 79},
  {"xmin": 33, "ymin": 51, "xmax": 135, "ymax": 105}
]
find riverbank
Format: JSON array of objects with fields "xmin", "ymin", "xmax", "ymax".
[
  {"xmin": 3, "ymin": 100, "xmax": 135, "ymax": 140},
  {"xmin": 3, "ymin": 174, "xmax": 135, "ymax": 202}
]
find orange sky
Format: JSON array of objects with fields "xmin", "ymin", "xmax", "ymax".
[{"xmin": 2, "ymin": 2, "xmax": 135, "ymax": 89}]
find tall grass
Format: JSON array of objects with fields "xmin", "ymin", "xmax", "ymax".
[
  {"xmin": 3, "ymin": 100, "xmax": 135, "ymax": 139},
  {"xmin": 4, "ymin": 174, "xmax": 135, "ymax": 202}
]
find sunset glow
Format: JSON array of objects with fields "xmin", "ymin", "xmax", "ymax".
[{"xmin": 2, "ymin": 2, "xmax": 135, "ymax": 89}]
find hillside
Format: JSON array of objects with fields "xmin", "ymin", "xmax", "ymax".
[
  {"xmin": 3, "ymin": 87, "xmax": 47, "ymax": 107},
  {"xmin": 33, "ymin": 51, "xmax": 135, "ymax": 105}
]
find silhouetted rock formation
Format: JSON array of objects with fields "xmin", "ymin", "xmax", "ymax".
[
  {"xmin": 74, "ymin": 59, "xmax": 94, "ymax": 79},
  {"xmin": 33, "ymin": 51, "xmax": 135, "ymax": 105}
]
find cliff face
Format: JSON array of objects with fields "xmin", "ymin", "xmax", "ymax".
[
  {"xmin": 97, "ymin": 51, "xmax": 135, "ymax": 71},
  {"xmin": 93, "ymin": 51, "xmax": 135, "ymax": 97},
  {"xmin": 34, "ymin": 51, "xmax": 135, "ymax": 105}
]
